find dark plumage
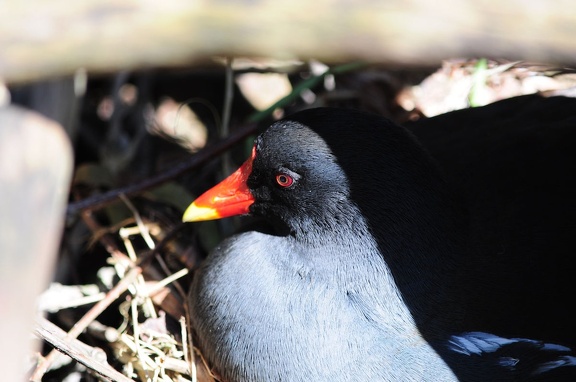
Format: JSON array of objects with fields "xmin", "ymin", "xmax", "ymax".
[
  {"xmin": 446, "ymin": 332, "xmax": 576, "ymax": 381},
  {"xmin": 183, "ymin": 98, "xmax": 576, "ymax": 381}
]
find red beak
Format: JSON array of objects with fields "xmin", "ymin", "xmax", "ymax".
[{"xmin": 182, "ymin": 147, "xmax": 256, "ymax": 222}]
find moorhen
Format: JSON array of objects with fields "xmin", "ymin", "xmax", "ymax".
[{"xmin": 183, "ymin": 101, "xmax": 576, "ymax": 381}]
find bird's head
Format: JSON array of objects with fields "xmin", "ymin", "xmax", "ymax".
[{"xmin": 183, "ymin": 107, "xmax": 454, "ymax": 245}]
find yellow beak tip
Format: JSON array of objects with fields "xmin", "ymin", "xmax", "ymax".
[{"xmin": 182, "ymin": 203, "xmax": 220, "ymax": 222}]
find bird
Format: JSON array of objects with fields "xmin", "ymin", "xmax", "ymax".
[{"xmin": 183, "ymin": 99, "xmax": 576, "ymax": 381}]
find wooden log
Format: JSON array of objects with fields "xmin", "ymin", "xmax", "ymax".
[
  {"xmin": 1, "ymin": 0, "xmax": 575, "ymax": 84},
  {"xmin": 0, "ymin": 105, "xmax": 73, "ymax": 381}
]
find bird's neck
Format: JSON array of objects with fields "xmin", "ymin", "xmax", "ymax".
[
  {"xmin": 297, "ymin": 189, "xmax": 470, "ymax": 338},
  {"xmin": 289, "ymin": 209, "xmax": 421, "ymax": 329},
  {"xmin": 291, "ymin": 221, "xmax": 418, "ymax": 332}
]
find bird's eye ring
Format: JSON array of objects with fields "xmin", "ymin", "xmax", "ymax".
[{"xmin": 275, "ymin": 173, "xmax": 294, "ymax": 188}]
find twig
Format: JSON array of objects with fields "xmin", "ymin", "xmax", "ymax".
[
  {"xmin": 220, "ymin": 57, "xmax": 234, "ymax": 141},
  {"xmin": 30, "ymin": 267, "xmax": 142, "ymax": 381},
  {"xmin": 220, "ymin": 57, "xmax": 234, "ymax": 175},
  {"xmin": 79, "ymin": 209, "xmax": 133, "ymax": 266},
  {"xmin": 66, "ymin": 121, "xmax": 258, "ymax": 217},
  {"xmin": 180, "ymin": 316, "xmax": 195, "ymax": 381},
  {"xmin": 119, "ymin": 194, "xmax": 156, "ymax": 250},
  {"xmin": 145, "ymin": 268, "xmax": 189, "ymax": 298},
  {"xmin": 33, "ymin": 317, "xmax": 134, "ymax": 382}
]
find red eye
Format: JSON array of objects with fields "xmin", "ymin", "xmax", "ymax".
[{"xmin": 275, "ymin": 173, "xmax": 294, "ymax": 188}]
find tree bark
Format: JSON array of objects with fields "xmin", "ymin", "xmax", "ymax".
[
  {"xmin": 1, "ymin": 0, "xmax": 575, "ymax": 84},
  {"xmin": 0, "ymin": 105, "xmax": 73, "ymax": 382}
]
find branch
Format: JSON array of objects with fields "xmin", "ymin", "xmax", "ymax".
[
  {"xmin": 66, "ymin": 122, "xmax": 258, "ymax": 217},
  {"xmin": 33, "ymin": 317, "xmax": 135, "ymax": 382},
  {"xmin": 1, "ymin": 0, "xmax": 575, "ymax": 84}
]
